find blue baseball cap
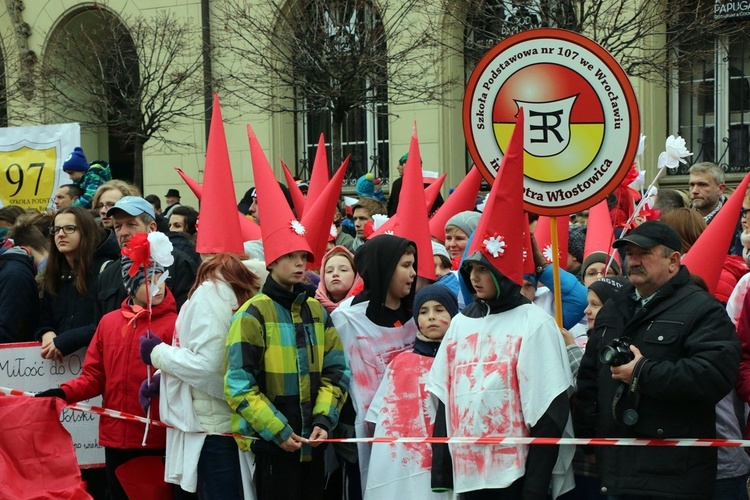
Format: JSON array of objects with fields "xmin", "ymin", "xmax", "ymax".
[{"xmin": 107, "ymin": 196, "xmax": 156, "ymax": 219}]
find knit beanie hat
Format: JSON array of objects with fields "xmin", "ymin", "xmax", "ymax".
[
  {"xmin": 581, "ymin": 250, "xmax": 621, "ymax": 277},
  {"xmin": 588, "ymin": 275, "xmax": 629, "ymax": 306},
  {"xmin": 432, "ymin": 240, "xmax": 450, "ymax": 262},
  {"xmin": 120, "ymin": 254, "xmax": 166, "ymax": 296},
  {"xmin": 445, "ymin": 210, "xmax": 481, "ymax": 238},
  {"xmin": 523, "ymin": 273, "xmax": 538, "ymax": 289},
  {"xmin": 568, "ymin": 225, "xmax": 587, "ymax": 263},
  {"xmin": 413, "ymin": 283, "xmax": 459, "ymax": 322},
  {"xmin": 63, "ymin": 147, "xmax": 89, "ymax": 172},
  {"xmin": 399, "ymin": 153, "xmax": 409, "ymax": 165},
  {"xmin": 356, "ymin": 173, "xmax": 376, "ymax": 198}
]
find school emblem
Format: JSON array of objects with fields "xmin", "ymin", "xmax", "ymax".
[{"xmin": 464, "ymin": 28, "xmax": 639, "ymax": 216}]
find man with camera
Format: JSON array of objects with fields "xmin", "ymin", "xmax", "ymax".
[{"xmin": 575, "ymin": 220, "xmax": 740, "ymax": 499}]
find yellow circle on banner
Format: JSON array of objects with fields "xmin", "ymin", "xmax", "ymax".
[
  {"xmin": 493, "ymin": 123, "xmax": 604, "ymax": 182},
  {"xmin": 0, "ymin": 146, "xmax": 57, "ymax": 212}
]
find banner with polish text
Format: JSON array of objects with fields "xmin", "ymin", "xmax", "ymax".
[
  {"xmin": 0, "ymin": 342, "xmax": 104, "ymax": 467},
  {"xmin": 0, "ymin": 123, "xmax": 79, "ymax": 212}
]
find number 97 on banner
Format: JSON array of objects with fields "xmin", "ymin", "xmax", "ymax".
[{"xmin": 0, "ymin": 146, "xmax": 57, "ymax": 212}]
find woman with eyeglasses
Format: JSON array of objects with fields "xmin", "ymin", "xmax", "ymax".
[
  {"xmin": 35, "ymin": 206, "xmax": 119, "ymax": 361},
  {"xmin": 92, "ymin": 180, "xmax": 141, "ymax": 229}
]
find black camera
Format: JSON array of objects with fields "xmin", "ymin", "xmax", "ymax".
[{"xmin": 600, "ymin": 337, "xmax": 634, "ymax": 366}]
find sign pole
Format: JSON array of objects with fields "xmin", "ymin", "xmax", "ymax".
[{"xmin": 550, "ymin": 216, "xmax": 564, "ymax": 327}]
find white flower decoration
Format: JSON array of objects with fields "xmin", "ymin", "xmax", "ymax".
[
  {"xmin": 291, "ymin": 220, "xmax": 306, "ymax": 235},
  {"xmin": 372, "ymin": 214, "xmax": 389, "ymax": 231},
  {"xmin": 329, "ymin": 224, "xmax": 337, "ymax": 239},
  {"xmin": 629, "ymin": 169, "xmax": 646, "ymax": 190},
  {"xmin": 522, "ymin": 249, "xmax": 528, "ymax": 261},
  {"xmin": 637, "ymin": 135, "xmax": 646, "ymax": 156},
  {"xmin": 657, "ymin": 135, "xmax": 692, "ymax": 170},
  {"xmin": 482, "ymin": 235, "xmax": 506, "ymax": 258},
  {"xmin": 542, "ymin": 244, "xmax": 553, "ymax": 263},
  {"xmin": 147, "ymin": 232, "xmax": 174, "ymax": 268},
  {"xmin": 385, "ymin": 230, "xmax": 394, "ymax": 235}
]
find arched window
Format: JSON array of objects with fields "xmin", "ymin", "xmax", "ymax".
[
  {"xmin": 294, "ymin": 0, "xmax": 389, "ymax": 187},
  {"xmin": 43, "ymin": 7, "xmax": 138, "ymax": 182}
]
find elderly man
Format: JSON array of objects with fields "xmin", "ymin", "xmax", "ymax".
[
  {"xmin": 689, "ymin": 162, "xmax": 727, "ymax": 224},
  {"xmin": 575, "ymin": 220, "xmax": 740, "ymax": 499},
  {"xmin": 96, "ymin": 196, "xmax": 197, "ymax": 314}
]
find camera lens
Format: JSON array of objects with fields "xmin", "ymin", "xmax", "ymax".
[{"xmin": 600, "ymin": 347, "xmax": 615, "ymax": 364}]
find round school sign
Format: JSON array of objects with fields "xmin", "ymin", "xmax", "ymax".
[{"xmin": 464, "ymin": 28, "xmax": 640, "ymax": 216}]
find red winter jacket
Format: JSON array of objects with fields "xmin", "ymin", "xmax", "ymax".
[{"xmin": 61, "ymin": 289, "xmax": 177, "ymax": 449}]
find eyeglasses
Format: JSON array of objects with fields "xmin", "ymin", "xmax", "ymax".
[
  {"xmin": 742, "ymin": 208, "xmax": 750, "ymax": 219},
  {"xmin": 50, "ymin": 225, "xmax": 79, "ymax": 235},
  {"xmin": 95, "ymin": 202, "xmax": 117, "ymax": 211}
]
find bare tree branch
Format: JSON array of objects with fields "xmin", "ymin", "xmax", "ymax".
[{"xmin": 35, "ymin": 9, "xmax": 206, "ymax": 188}]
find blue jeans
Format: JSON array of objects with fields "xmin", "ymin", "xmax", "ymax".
[{"xmin": 196, "ymin": 435, "xmax": 243, "ymax": 500}]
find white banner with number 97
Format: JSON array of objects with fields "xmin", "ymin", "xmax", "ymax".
[{"xmin": 0, "ymin": 123, "xmax": 80, "ymax": 212}]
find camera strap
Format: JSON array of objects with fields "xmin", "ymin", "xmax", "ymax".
[{"xmin": 612, "ymin": 357, "xmax": 647, "ymax": 426}]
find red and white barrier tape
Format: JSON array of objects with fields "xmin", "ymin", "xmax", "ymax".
[{"xmin": 4, "ymin": 386, "xmax": 750, "ymax": 447}]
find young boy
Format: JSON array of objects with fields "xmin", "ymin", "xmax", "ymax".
[
  {"xmin": 425, "ymin": 113, "xmax": 573, "ymax": 499},
  {"xmin": 62, "ymin": 147, "xmax": 112, "ymax": 209},
  {"xmin": 224, "ymin": 248, "xmax": 350, "ymax": 500},
  {"xmin": 37, "ymin": 251, "xmax": 176, "ymax": 500},
  {"xmin": 331, "ymin": 234, "xmax": 419, "ymax": 489},
  {"xmin": 365, "ymin": 284, "xmax": 458, "ymax": 499}
]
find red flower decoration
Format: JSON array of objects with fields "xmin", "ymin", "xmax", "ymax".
[
  {"xmin": 121, "ymin": 233, "xmax": 152, "ymax": 277},
  {"xmin": 639, "ymin": 205, "xmax": 661, "ymax": 221},
  {"xmin": 363, "ymin": 220, "xmax": 375, "ymax": 239}
]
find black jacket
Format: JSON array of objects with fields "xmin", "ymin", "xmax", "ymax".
[
  {"xmin": 575, "ymin": 265, "xmax": 740, "ymax": 498},
  {"xmin": 0, "ymin": 248, "xmax": 39, "ymax": 343},
  {"xmin": 35, "ymin": 229, "xmax": 120, "ymax": 354}
]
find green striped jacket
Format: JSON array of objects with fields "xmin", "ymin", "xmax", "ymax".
[{"xmin": 225, "ymin": 289, "xmax": 350, "ymax": 461}]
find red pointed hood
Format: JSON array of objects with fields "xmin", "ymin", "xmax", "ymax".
[
  {"xmin": 428, "ymin": 166, "xmax": 483, "ymax": 242},
  {"xmin": 195, "ymin": 94, "xmax": 244, "ymax": 255},
  {"xmin": 247, "ymin": 126, "xmax": 312, "ymax": 265},
  {"xmin": 464, "ymin": 110, "xmax": 526, "ymax": 285},
  {"xmin": 174, "ymin": 167, "xmax": 262, "ymax": 241}
]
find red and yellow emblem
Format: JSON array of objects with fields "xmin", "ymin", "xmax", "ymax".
[{"xmin": 464, "ymin": 29, "xmax": 639, "ymax": 216}]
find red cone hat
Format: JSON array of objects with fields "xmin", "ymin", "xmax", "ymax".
[
  {"xmin": 281, "ymin": 159, "xmax": 307, "ymax": 218},
  {"xmin": 307, "ymin": 134, "xmax": 330, "ymax": 204},
  {"xmin": 386, "ymin": 123, "xmax": 436, "ymax": 281},
  {"xmin": 174, "ymin": 167, "xmax": 262, "ymax": 241},
  {"xmin": 465, "ymin": 110, "xmax": 525, "ymax": 285},
  {"xmin": 372, "ymin": 174, "xmax": 446, "ymax": 238},
  {"xmin": 302, "ymin": 156, "xmax": 350, "ymax": 269},
  {"xmin": 584, "ymin": 199, "xmax": 620, "ymax": 270},
  {"xmin": 248, "ymin": 126, "xmax": 312, "ymax": 264},
  {"xmin": 429, "ymin": 166, "xmax": 483, "ymax": 242},
  {"xmin": 682, "ymin": 172, "xmax": 750, "ymax": 294},
  {"xmin": 534, "ymin": 216, "xmax": 570, "ymax": 270},
  {"xmin": 195, "ymin": 94, "xmax": 244, "ymax": 255}
]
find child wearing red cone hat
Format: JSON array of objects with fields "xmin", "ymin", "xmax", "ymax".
[
  {"xmin": 224, "ymin": 129, "xmax": 350, "ymax": 499},
  {"xmin": 425, "ymin": 112, "xmax": 574, "ymax": 498}
]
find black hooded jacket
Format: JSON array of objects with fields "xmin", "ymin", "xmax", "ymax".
[{"xmin": 353, "ymin": 234, "xmax": 417, "ymax": 327}]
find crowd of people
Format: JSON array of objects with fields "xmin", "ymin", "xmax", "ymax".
[{"xmin": 2, "ymin": 121, "xmax": 750, "ymax": 500}]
